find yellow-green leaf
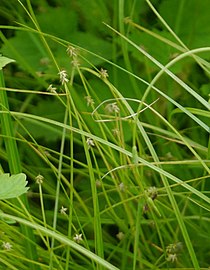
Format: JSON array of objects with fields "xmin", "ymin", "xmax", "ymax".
[
  {"xmin": 0, "ymin": 55, "xmax": 15, "ymax": 70},
  {"xmin": 0, "ymin": 173, "xmax": 29, "ymax": 200}
]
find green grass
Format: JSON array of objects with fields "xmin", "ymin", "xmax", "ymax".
[{"xmin": 0, "ymin": 0, "xmax": 210, "ymax": 269}]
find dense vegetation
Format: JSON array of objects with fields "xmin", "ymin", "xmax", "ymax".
[{"xmin": 0, "ymin": 1, "xmax": 210, "ymax": 269}]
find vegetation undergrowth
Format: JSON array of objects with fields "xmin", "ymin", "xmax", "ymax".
[{"xmin": 0, "ymin": 0, "xmax": 210, "ymax": 269}]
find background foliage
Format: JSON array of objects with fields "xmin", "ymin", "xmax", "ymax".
[{"xmin": 0, "ymin": 0, "xmax": 210, "ymax": 269}]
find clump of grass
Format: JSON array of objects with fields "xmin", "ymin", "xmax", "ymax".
[{"xmin": 0, "ymin": 0, "xmax": 210, "ymax": 269}]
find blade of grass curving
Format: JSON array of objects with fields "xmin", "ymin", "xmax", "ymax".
[
  {"xmin": 101, "ymin": 84, "xmax": 201, "ymax": 269},
  {"xmin": 171, "ymin": 107, "xmax": 210, "ymax": 119},
  {"xmin": 145, "ymin": 0, "xmax": 210, "ymax": 74},
  {"xmin": 126, "ymin": 20, "xmax": 210, "ymax": 70},
  {"xmin": 0, "ymin": 108, "xmax": 209, "ymax": 268},
  {"xmin": 70, "ymin": 63, "xmax": 204, "ymax": 268},
  {"xmin": 82, "ymin": 67, "xmax": 210, "ymax": 133},
  {"xmin": 0, "ymin": 68, "xmax": 40, "ymax": 269},
  {"xmin": 103, "ymin": 23, "xmax": 210, "ymax": 111},
  {"xmin": 5, "ymin": 111, "xmax": 210, "ymax": 205},
  {"xmin": 2, "ymin": 23, "xmax": 207, "ymax": 131},
  {"xmin": 140, "ymin": 48, "xmax": 210, "ymax": 124},
  {"xmin": 0, "ymin": 212, "xmax": 120, "ymax": 270},
  {"xmin": 0, "ymin": 108, "xmax": 210, "ymax": 214},
  {"xmin": 127, "ymin": 119, "xmax": 201, "ymax": 270}
]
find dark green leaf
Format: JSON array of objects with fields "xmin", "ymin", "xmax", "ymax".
[{"xmin": 159, "ymin": 0, "xmax": 210, "ymax": 50}]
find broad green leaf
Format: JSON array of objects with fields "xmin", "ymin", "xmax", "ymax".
[
  {"xmin": 0, "ymin": 173, "xmax": 29, "ymax": 200},
  {"xmin": 0, "ymin": 55, "xmax": 15, "ymax": 70},
  {"xmin": 36, "ymin": 6, "xmax": 78, "ymax": 39},
  {"xmin": 20, "ymin": 98, "xmax": 65, "ymax": 142},
  {"xmin": 1, "ymin": 6, "xmax": 112, "ymax": 74},
  {"xmin": 129, "ymin": 30, "xmax": 192, "ymax": 72},
  {"xmin": 72, "ymin": 0, "xmax": 110, "ymax": 35},
  {"xmin": 159, "ymin": 0, "xmax": 210, "ymax": 51}
]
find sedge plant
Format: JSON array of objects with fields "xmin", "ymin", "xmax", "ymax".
[{"xmin": 0, "ymin": 1, "xmax": 210, "ymax": 269}]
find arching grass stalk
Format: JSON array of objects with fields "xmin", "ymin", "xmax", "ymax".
[
  {"xmin": 0, "ymin": 212, "xmax": 120, "ymax": 270},
  {"xmin": 0, "ymin": 60, "xmax": 40, "ymax": 270}
]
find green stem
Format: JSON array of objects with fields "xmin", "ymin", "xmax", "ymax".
[
  {"xmin": 0, "ymin": 212, "xmax": 120, "ymax": 270},
  {"xmin": 0, "ymin": 69, "xmax": 40, "ymax": 270}
]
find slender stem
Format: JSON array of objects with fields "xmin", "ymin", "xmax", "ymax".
[
  {"xmin": 49, "ymin": 107, "xmax": 68, "ymax": 269},
  {"xmin": 0, "ymin": 69, "xmax": 40, "ymax": 270}
]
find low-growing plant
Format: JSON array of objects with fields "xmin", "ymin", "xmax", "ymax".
[{"xmin": 0, "ymin": 1, "xmax": 210, "ymax": 269}]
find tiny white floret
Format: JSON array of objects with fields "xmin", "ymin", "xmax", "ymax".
[
  {"xmin": 86, "ymin": 138, "xmax": 95, "ymax": 149},
  {"xmin": 167, "ymin": 253, "xmax": 177, "ymax": 263},
  {"xmin": 99, "ymin": 68, "xmax": 109, "ymax": 79},
  {"xmin": 60, "ymin": 206, "xmax": 68, "ymax": 215},
  {"xmin": 73, "ymin": 234, "xmax": 83, "ymax": 243},
  {"xmin": 2, "ymin": 242, "xmax": 12, "ymax": 251},
  {"xmin": 47, "ymin": 84, "xmax": 57, "ymax": 93}
]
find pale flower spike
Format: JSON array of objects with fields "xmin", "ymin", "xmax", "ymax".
[
  {"xmin": 58, "ymin": 70, "xmax": 69, "ymax": 85},
  {"xmin": 66, "ymin": 45, "xmax": 77, "ymax": 57},
  {"xmin": 71, "ymin": 58, "xmax": 80, "ymax": 67},
  {"xmin": 105, "ymin": 102, "xmax": 120, "ymax": 114},
  {"xmin": 84, "ymin": 96, "xmax": 95, "ymax": 107},
  {"xmin": 35, "ymin": 174, "xmax": 44, "ymax": 185}
]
